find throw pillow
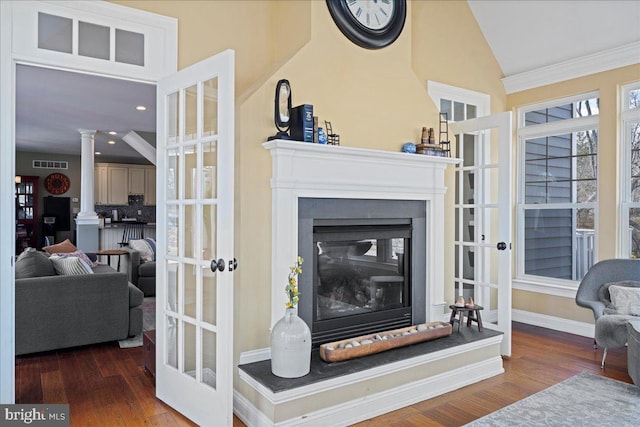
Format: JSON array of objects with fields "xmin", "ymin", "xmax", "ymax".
[
  {"xmin": 15, "ymin": 248, "xmax": 55, "ymax": 279},
  {"xmin": 129, "ymin": 238, "xmax": 156, "ymax": 263},
  {"xmin": 608, "ymin": 285, "xmax": 640, "ymax": 316},
  {"xmin": 43, "ymin": 238, "xmax": 77, "ymax": 254},
  {"xmin": 54, "ymin": 249, "xmax": 94, "ymax": 267},
  {"xmin": 599, "ymin": 280, "xmax": 640, "ymax": 307},
  {"xmin": 49, "ymin": 255, "xmax": 93, "ymax": 275}
]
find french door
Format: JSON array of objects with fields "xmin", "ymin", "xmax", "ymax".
[
  {"xmin": 156, "ymin": 49, "xmax": 235, "ymax": 425},
  {"xmin": 450, "ymin": 112, "xmax": 512, "ymax": 356}
]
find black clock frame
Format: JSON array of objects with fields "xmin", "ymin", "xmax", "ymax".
[{"xmin": 326, "ymin": 0, "xmax": 406, "ymax": 50}]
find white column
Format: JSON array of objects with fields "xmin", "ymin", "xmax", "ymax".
[
  {"xmin": 77, "ymin": 129, "xmax": 97, "ymax": 218},
  {"xmin": 75, "ymin": 129, "xmax": 99, "ymax": 252}
]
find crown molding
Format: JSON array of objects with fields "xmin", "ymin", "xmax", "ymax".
[{"xmin": 502, "ymin": 41, "xmax": 640, "ymax": 94}]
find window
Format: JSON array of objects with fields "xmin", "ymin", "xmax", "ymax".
[
  {"xmin": 517, "ymin": 93, "xmax": 599, "ymax": 282},
  {"xmin": 620, "ymin": 82, "xmax": 640, "ymax": 257}
]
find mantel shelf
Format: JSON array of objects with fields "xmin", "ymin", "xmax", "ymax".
[{"xmin": 263, "ymin": 139, "xmax": 461, "ymax": 167}]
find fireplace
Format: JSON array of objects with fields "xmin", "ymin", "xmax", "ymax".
[
  {"xmin": 298, "ymin": 198, "xmax": 426, "ymax": 347},
  {"xmin": 264, "ymin": 140, "xmax": 458, "ymax": 344}
]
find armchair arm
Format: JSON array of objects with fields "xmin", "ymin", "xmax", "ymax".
[
  {"xmin": 122, "ymin": 245, "xmax": 141, "ymax": 285},
  {"xmin": 576, "ymin": 299, "xmax": 606, "ymax": 320}
]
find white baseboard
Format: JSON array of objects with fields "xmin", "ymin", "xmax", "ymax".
[
  {"xmin": 233, "ymin": 357, "xmax": 503, "ymax": 427},
  {"xmin": 513, "ymin": 309, "xmax": 594, "ymax": 338},
  {"xmin": 239, "ymin": 347, "xmax": 270, "ymax": 365}
]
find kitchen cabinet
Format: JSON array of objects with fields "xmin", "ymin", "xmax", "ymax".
[
  {"xmin": 95, "ymin": 163, "xmax": 156, "ymax": 206},
  {"xmin": 144, "ymin": 167, "xmax": 156, "ymax": 206},
  {"xmin": 129, "ymin": 167, "xmax": 146, "ymax": 195},
  {"xmin": 107, "ymin": 166, "xmax": 129, "ymax": 204},
  {"xmin": 94, "ymin": 164, "xmax": 108, "ymax": 204}
]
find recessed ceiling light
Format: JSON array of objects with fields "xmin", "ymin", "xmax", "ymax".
[
  {"xmin": 108, "ymin": 140, "xmax": 116, "ymax": 145},
  {"xmin": 136, "ymin": 105, "xmax": 146, "ymax": 111},
  {"xmin": 108, "ymin": 131, "xmax": 117, "ymax": 135},
  {"xmin": 95, "ymin": 151, "xmax": 102, "ymax": 155}
]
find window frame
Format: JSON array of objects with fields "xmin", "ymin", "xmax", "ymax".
[
  {"xmin": 619, "ymin": 81, "xmax": 640, "ymax": 257},
  {"xmin": 515, "ymin": 91, "xmax": 600, "ymax": 289}
]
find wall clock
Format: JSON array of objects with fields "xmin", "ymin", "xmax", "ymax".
[
  {"xmin": 326, "ymin": 0, "xmax": 406, "ymax": 50},
  {"xmin": 44, "ymin": 173, "xmax": 70, "ymax": 195}
]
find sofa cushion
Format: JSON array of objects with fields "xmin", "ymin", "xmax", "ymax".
[
  {"xmin": 50, "ymin": 255, "xmax": 93, "ymax": 275},
  {"xmin": 15, "ymin": 248, "xmax": 55, "ymax": 279},
  {"xmin": 43, "ymin": 238, "xmax": 77, "ymax": 254},
  {"xmin": 609, "ymin": 285, "xmax": 640, "ymax": 316},
  {"xmin": 129, "ymin": 238, "xmax": 156, "ymax": 263},
  {"xmin": 138, "ymin": 261, "xmax": 156, "ymax": 277}
]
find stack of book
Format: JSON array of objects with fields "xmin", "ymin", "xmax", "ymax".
[{"xmin": 415, "ymin": 143, "xmax": 447, "ymax": 157}]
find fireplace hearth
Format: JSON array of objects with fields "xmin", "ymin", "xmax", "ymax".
[{"xmin": 298, "ymin": 198, "xmax": 426, "ymax": 347}]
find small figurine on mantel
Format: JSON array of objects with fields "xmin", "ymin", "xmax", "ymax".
[{"xmin": 416, "ymin": 125, "xmax": 446, "ymax": 157}]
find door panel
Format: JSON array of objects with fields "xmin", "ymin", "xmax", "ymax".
[
  {"xmin": 450, "ymin": 112, "xmax": 512, "ymax": 356},
  {"xmin": 156, "ymin": 50, "xmax": 234, "ymax": 426}
]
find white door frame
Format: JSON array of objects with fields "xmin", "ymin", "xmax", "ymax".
[{"xmin": 0, "ymin": 0, "xmax": 176, "ymax": 403}]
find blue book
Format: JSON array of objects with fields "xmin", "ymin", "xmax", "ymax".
[{"xmin": 290, "ymin": 104, "xmax": 314, "ymax": 142}]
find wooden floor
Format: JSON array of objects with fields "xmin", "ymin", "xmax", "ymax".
[{"xmin": 16, "ymin": 322, "xmax": 632, "ymax": 426}]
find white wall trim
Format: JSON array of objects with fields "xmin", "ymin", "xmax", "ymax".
[
  {"xmin": 502, "ymin": 41, "xmax": 640, "ymax": 94},
  {"xmin": 513, "ymin": 309, "xmax": 594, "ymax": 338},
  {"xmin": 427, "ymin": 80, "xmax": 491, "ymax": 116},
  {"xmin": 0, "ymin": 0, "xmax": 16, "ymax": 404},
  {"xmin": 239, "ymin": 347, "xmax": 270, "ymax": 365},
  {"xmin": 235, "ymin": 355, "xmax": 504, "ymax": 427},
  {"xmin": 513, "ymin": 278, "xmax": 578, "ymax": 299}
]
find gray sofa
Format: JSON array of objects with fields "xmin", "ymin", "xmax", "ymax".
[
  {"xmin": 15, "ymin": 252, "xmax": 143, "ymax": 355},
  {"xmin": 124, "ymin": 245, "xmax": 156, "ymax": 297}
]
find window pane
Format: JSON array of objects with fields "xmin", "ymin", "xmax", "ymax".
[
  {"xmin": 629, "ymin": 89, "xmax": 640, "ymax": 110},
  {"xmin": 629, "ymin": 208, "xmax": 640, "ymax": 258},
  {"xmin": 38, "ymin": 13, "xmax": 72, "ymax": 54},
  {"xmin": 631, "ymin": 123, "xmax": 640, "ymax": 202},
  {"xmin": 454, "ymin": 102, "xmax": 465, "ymax": 121},
  {"xmin": 524, "ymin": 130, "xmax": 597, "ymax": 203},
  {"xmin": 115, "ymin": 29, "xmax": 145, "ymax": 66},
  {"xmin": 440, "ymin": 99, "xmax": 452, "ymax": 120},
  {"xmin": 524, "ymin": 208, "xmax": 573, "ymax": 280},
  {"xmin": 524, "ymin": 97, "xmax": 598, "ymax": 126},
  {"xmin": 78, "ymin": 21, "xmax": 110, "ymax": 60},
  {"xmin": 466, "ymin": 104, "xmax": 477, "ymax": 120}
]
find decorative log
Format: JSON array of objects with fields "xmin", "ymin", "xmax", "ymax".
[{"xmin": 319, "ymin": 321, "xmax": 453, "ymax": 363}]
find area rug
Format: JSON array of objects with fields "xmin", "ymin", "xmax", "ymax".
[
  {"xmin": 465, "ymin": 371, "xmax": 639, "ymax": 426},
  {"xmin": 118, "ymin": 297, "xmax": 155, "ymax": 348}
]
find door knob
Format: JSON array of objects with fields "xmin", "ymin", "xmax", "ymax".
[
  {"xmin": 496, "ymin": 242, "xmax": 507, "ymax": 251},
  {"xmin": 210, "ymin": 258, "xmax": 225, "ymax": 272},
  {"xmin": 229, "ymin": 258, "xmax": 238, "ymax": 272}
]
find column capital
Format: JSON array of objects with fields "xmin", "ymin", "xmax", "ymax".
[{"xmin": 78, "ymin": 129, "xmax": 97, "ymax": 136}]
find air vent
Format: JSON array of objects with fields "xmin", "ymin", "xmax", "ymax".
[{"xmin": 32, "ymin": 160, "xmax": 69, "ymax": 170}]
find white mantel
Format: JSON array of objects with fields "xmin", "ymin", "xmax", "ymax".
[{"xmin": 263, "ymin": 140, "xmax": 461, "ymax": 328}]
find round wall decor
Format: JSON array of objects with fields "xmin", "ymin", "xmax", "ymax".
[
  {"xmin": 44, "ymin": 172, "xmax": 70, "ymax": 195},
  {"xmin": 326, "ymin": 0, "xmax": 407, "ymax": 49}
]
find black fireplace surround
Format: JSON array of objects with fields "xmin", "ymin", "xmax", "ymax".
[{"xmin": 298, "ymin": 198, "xmax": 427, "ymax": 347}]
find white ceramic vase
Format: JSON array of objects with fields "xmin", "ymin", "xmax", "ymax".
[{"xmin": 270, "ymin": 308, "xmax": 311, "ymax": 378}]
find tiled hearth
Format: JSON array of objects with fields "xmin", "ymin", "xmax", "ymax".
[{"xmin": 233, "ymin": 141, "xmax": 503, "ymax": 427}]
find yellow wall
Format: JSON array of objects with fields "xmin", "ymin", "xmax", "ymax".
[
  {"xmin": 113, "ymin": 0, "xmax": 506, "ymax": 415},
  {"xmin": 507, "ymin": 64, "xmax": 640, "ymax": 323}
]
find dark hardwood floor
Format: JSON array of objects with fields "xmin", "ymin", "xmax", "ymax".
[{"xmin": 16, "ymin": 323, "xmax": 632, "ymax": 426}]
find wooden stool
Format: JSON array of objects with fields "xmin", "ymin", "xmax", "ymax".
[
  {"xmin": 96, "ymin": 249, "xmax": 128, "ymax": 272},
  {"xmin": 449, "ymin": 304, "xmax": 484, "ymax": 332}
]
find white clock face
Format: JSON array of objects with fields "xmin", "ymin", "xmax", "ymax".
[{"xmin": 346, "ymin": 0, "xmax": 395, "ymax": 31}]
